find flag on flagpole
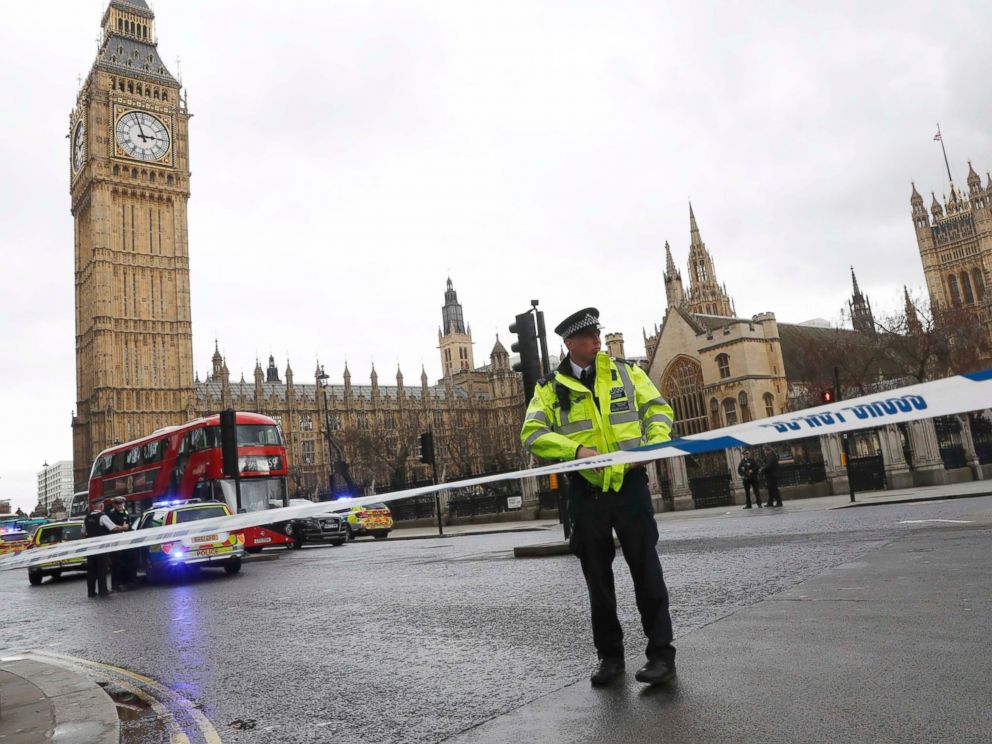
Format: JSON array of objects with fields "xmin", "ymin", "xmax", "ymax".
[{"xmin": 934, "ymin": 131, "xmax": 942, "ymax": 141}]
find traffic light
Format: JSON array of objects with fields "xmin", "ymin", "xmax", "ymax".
[
  {"xmin": 419, "ymin": 432, "xmax": 435, "ymax": 465},
  {"xmin": 820, "ymin": 388, "xmax": 835, "ymax": 404},
  {"xmin": 510, "ymin": 311, "xmax": 542, "ymax": 402},
  {"xmin": 219, "ymin": 409, "xmax": 239, "ymax": 478}
]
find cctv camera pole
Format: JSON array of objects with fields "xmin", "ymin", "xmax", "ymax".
[{"xmin": 834, "ymin": 366, "xmax": 856, "ymax": 503}]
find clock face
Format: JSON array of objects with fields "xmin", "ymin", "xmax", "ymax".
[
  {"xmin": 115, "ymin": 110, "xmax": 170, "ymax": 162},
  {"xmin": 72, "ymin": 120, "xmax": 86, "ymax": 172}
]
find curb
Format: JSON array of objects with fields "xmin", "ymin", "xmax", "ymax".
[
  {"xmin": 831, "ymin": 491, "xmax": 992, "ymax": 509},
  {"xmin": 389, "ymin": 526, "xmax": 552, "ymax": 542},
  {"xmin": 0, "ymin": 656, "xmax": 118, "ymax": 744}
]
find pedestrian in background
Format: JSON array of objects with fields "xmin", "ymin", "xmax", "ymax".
[
  {"xmin": 520, "ymin": 307, "xmax": 678, "ymax": 688},
  {"xmin": 82, "ymin": 501, "xmax": 128, "ymax": 598},
  {"xmin": 737, "ymin": 449, "xmax": 762, "ymax": 509},
  {"xmin": 761, "ymin": 445, "xmax": 783, "ymax": 507}
]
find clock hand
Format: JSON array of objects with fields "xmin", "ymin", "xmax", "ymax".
[{"xmin": 135, "ymin": 116, "xmax": 149, "ymax": 141}]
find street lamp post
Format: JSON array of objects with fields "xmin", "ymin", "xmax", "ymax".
[{"xmin": 317, "ymin": 367, "xmax": 335, "ymax": 498}]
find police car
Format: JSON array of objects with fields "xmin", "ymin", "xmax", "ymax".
[
  {"xmin": 343, "ymin": 502, "xmax": 393, "ymax": 540},
  {"xmin": 134, "ymin": 500, "xmax": 245, "ymax": 582},
  {"xmin": 0, "ymin": 527, "xmax": 32, "ymax": 557},
  {"xmin": 25, "ymin": 520, "xmax": 87, "ymax": 585}
]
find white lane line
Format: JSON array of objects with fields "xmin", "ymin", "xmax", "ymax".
[{"xmin": 898, "ymin": 519, "xmax": 973, "ymax": 524}]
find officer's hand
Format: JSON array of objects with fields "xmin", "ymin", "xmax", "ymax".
[{"xmin": 575, "ymin": 446, "xmax": 602, "ymax": 472}]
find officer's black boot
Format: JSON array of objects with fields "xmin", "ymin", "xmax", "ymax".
[
  {"xmin": 635, "ymin": 658, "xmax": 677, "ymax": 686},
  {"xmin": 590, "ymin": 657, "xmax": 625, "ymax": 686}
]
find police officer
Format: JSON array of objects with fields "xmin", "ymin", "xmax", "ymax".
[
  {"xmin": 82, "ymin": 501, "xmax": 128, "ymax": 598},
  {"xmin": 738, "ymin": 449, "xmax": 762, "ymax": 509},
  {"xmin": 520, "ymin": 308, "xmax": 678, "ymax": 687},
  {"xmin": 106, "ymin": 496, "xmax": 135, "ymax": 590}
]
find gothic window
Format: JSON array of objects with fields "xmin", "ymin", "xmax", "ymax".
[
  {"xmin": 763, "ymin": 392, "xmax": 775, "ymax": 417},
  {"xmin": 301, "ymin": 441, "xmax": 315, "ymax": 465},
  {"xmin": 948, "ymin": 274, "xmax": 961, "ymax": 306},
  {"xmin": 299, "ymin": 413, "xmax": 313, "ymax": 432},
  {"xmin": 973, "ymin": 269, "xmax": 985, "ymax": 301},
  {"xmin": 738, "ymin": 391, "xmax": 751, "ymax": 423},
  {"xmin": 328, "ymin": 415, "xmax": 341, "ymax": 431},
  {"xmin": 960, "ymin": 272, "xmax": 975, "ymax": 304},
  {"xmin": 716, "ymin": 353, "xmax": 730, "ymax": 379},
  {"xmin": 709, "ymin": 397, "xmax": 720, "ymax": 429},
  {"xmin": 357, "ymin": 415, "xmax": 369, "ymax": 430},
  {"xmin": 722, "ymin": 398, "xmax": 738, "ymax": 426},
  {"xmin": 659, "ymin": 356, "xmax": 707, "ymax": 436}
]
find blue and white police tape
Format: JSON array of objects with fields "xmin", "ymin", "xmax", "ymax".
[{"xmin": 3, "ymin": 367, "xmax": 991, "ymax": 572}]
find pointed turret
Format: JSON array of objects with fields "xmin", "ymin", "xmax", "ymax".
[
  {"xmin": 848, "ymin": 266, "xmax": 875, "ymax": 334},
  {"xmin": 904, "ymin": 286, "xmax": 923, "ymax": 335},
  {"xmin": 931, "ymin": 192, "xmax": 944, "ymax": 218},
  {"xmin": 265, "ymin": 354, "xmax": 280, "ymax": 383},
  {"xmin": 285, "ymin": 360, "xmax": 293, "ymax": 386},
  {"xmin": 396, "ymin": 364, "xmax": 405, "ymax": 400},
  {"xmin": 438, "ymin": 277, "xmax": 474, "ymax": 375},
  {"xmin": 663, "ymin": 240, "xmax": 685, "ymax": 310},
  {"xmin": 211, "ymin": 340, "xmax": 223, "ymax": 380},
  {"xmin": 490, "ymin": 335, "xmax": 510, "ymax": 370},
  {"xmin": 910, "ymin": 182, "xmax": 923, "ymax": 207},
  {"xmin": 369, "ymin": 363, "xmax": 380, "ymax": 403},
  {"xmin": 967, "ymin": 161, "xmax": 982, "ymax": 193},
  {"xmin": 343, "ymin": 361, "xmax": 352, "ymax": 399}
]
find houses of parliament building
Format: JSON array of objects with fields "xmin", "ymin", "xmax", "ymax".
[
  {"xmin": 69, "ymin": 2, "xmax": 992, "ymax": 508},
  {"xmin": 69, "ymin": 1, "xmax": 523, "ymax": 494}
]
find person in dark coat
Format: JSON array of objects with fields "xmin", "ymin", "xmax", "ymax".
[
  {"xmin": 82, "ymin": 502, "xmax": 127, "ymax": 598},
  {"xmin": 761, "ymin": 445, "xmax": 783, "ymax": 507},
  {"xmin": 105, "ymin": 496, "xmax": 135, "ymax": 590},
  {"xmin": 737, "ymin": 449, "xmax": 762, "ymax": 509}
]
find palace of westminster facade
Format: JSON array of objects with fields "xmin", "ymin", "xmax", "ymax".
[{"xmin": 70, "ymin": 1, "xmax": 992, "ymax": 506}]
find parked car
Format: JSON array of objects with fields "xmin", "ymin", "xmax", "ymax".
[
  {"xmin": 343, "ymin": 502, "xmax": 393, "ymax": 540},
  {"xmin": 25, "ymin": 520, "xmax": 86, "ymax": 585},
  {"xmin": 0, "ymin": 527, "xmax": 32, "ymax": 556},
  {"xmin": 134, "ymin": 500, "xmax": 245, "ymax": 582},
  {"xmin": 280, "ymin": 499, "xmax": 348, "ymax": 549}
]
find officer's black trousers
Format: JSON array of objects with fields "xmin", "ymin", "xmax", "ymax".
[
  {"xmin": 86, "ymin": 554, "xmax": 109, "ymax": 596},
  {"xmin": 568, "ymin": 468, "xmax": 675, "ymax": 664},
  {"xmin": 742, "ymin": 477, "xmax": 760, "ymax": 506},
  {"xmin": 765, "ymin": 475, "xmax": 782, "ymax": 506}
]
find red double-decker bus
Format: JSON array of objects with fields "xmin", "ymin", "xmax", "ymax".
[{"xmin": 88, "ymin": 412, "xmax": 293, "ymax": 550}]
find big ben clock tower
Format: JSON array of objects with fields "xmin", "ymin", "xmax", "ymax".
[{"xmin": 71, "ymin": 0, "xmax": 195, "ymax": 488}]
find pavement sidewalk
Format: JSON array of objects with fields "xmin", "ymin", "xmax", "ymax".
[
  {"xmin": 0, "ymin": 656, "xmax": 117, "ymax": 744},
  {"xmin": 451, "ymin": 517, "xmax": 992, "ymax": 743}
]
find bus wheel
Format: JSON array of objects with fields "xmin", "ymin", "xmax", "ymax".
[
  {"xmin": 224, "ymin": 557, "xmax": 242, "ymax": 575},
  {"xmin": 28, "ymin": 571, "xmax": 43, "ymax": 586},
  {"xmin": 244, "ymin": 547, "xmax": 263, "ymax": 554}
]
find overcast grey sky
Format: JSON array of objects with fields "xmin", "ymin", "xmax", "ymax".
[{"xmin": 1, "ymin": 1, "xmax": 990, "ymax": 512}]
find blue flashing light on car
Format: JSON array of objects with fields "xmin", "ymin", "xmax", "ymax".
[{"xmin": 152, "ymin": 499, "xmax": 186, "ymax": 508}]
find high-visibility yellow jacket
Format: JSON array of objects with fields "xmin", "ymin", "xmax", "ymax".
[{"xmin": 520, "ymin": 352, "xmax": 674, "ymax": 492}]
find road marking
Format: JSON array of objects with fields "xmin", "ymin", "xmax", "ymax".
[
  {"xmin": 898, "ymin": 519, "xmax": 973, "ymax": 524},
  {"xmin": 26, "ymin": 649, "xmax": 223, "ymax": 744}
]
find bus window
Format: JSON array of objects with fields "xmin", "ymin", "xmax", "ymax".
[
  {"xmin": 237, "ymin": 425, "xmax": 283, "ymax": 446},
  {"xmin": 111, "ymin": 451, "xmax": 128, "ymax": 473},
  {"xmin": 125, "ymin": 446, "xmax": 143, "ymax": 468},
  {"xmin": 143, "ymin": 439, "xmax": 166, "ymax": 464},
  {"xmin": 70, "ymin": 492, "xmax": 88, "ymax": 519}
]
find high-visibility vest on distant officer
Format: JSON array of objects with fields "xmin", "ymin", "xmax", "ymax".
[{"xmin": 520, "ymin": 309, "xmax": 674, "ymax": 492}]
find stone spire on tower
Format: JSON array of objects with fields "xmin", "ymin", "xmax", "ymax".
[
  {"xmin": 684, "ymin": 203, "xmax": 735, "ymax": 317},
  {"xmin": 663, "ymin": 241, "xmax": 685, "ymax": 310},
  {"xmin": 438, "ymin": 277, "xmax": 474, "ymax": 376},
  {"xmin": 848, "ymin": 266, "xmax": 876, "ymax": 334},
  {"xmin": 904, "ymin": 286, "xmax": 923, "ymax": 335}
]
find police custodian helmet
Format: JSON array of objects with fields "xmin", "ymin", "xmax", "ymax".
[{"xmin": 554, "ymin": 308, "xmax": 601, "ymax": 338}]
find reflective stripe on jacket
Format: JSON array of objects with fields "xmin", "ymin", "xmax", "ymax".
[{"xmin": 520, "ymin": 352, "xmax": 674, "ymax": 492}]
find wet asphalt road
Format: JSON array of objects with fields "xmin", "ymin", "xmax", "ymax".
[{"xmin": 3, "ymin": 495, "xmax": 990, "ymax": 743}]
